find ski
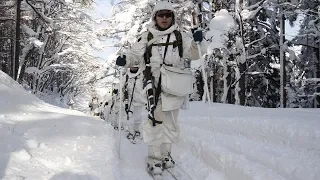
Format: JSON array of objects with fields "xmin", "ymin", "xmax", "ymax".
[
  {"xmin": 147, "ymin": 168, "xmax": 163, "ymax": 180},
  {"xmin": 133, "ymin": 135, "xmax": 143, "ymax": 144},
  {"xmin": 126, "ymin": 133, "xmax": 137, "ymax": 144},
  {"xmin": 165, "ymin": 164, "xmax": 193, "ymax": 180},
  {"xmin": 165, "ymin": 169, "xmax": 179, "ymax": 180},
  {"xmin": 128, "ymin": 138, "xmax": 137, "ymax": 144}
]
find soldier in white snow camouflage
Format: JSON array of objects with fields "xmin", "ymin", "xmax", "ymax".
[{"xmin": 116, "ymin": 1, "xmax": 206, "ymax": 176}]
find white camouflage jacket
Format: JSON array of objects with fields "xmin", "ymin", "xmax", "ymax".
[{"xmin": 124, "ymin": 8, "xmax": 206, "ymax": 111}]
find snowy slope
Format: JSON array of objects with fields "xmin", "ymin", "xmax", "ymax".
[{"xmin": 1, "ymin": 70, "xmax": 320, "ymax": 180}]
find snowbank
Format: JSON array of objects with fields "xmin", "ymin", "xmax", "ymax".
[{"xmin": 0, "ymin": 71, "xmax": 117, "ymax": 180}]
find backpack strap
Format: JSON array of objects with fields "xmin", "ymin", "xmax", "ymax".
[
  {"xmin": 128, "ymin": 76, "xmax": 138, "ymax": 114},
  {"xmin": 110, "ymin": 95, "xmax": 115, "ymax": 114},
  {"xmin": 173, "ymin": 30, "xmax": 183, "ymax": 58},
  {"xmin": 144, "ymin": 32, "xmax": 153, "ymax": 65},
  {"xmin": 124, "ymin": 74, "xmax": 129, "ymax": 102},
  {"xmin": 124, "ymin": 74, "xmax": 130, "ymax": 119},
  {"xmin": 145, "ymin": 31, "xmax": 183, "ymax": 60},
  {"xmin": 155, "ymin": 34, "xmax": 171, "ymax": 106}
]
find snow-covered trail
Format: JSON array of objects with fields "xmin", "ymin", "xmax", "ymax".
[
  {"xmin": 1, "ymin": 71, "xmax": 320, "ymax": 180},
  {"xmin": 175, "ymin": 104, "xmax": 320, "ymax": 180}
]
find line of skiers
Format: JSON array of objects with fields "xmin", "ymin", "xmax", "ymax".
[
  {"xmin": 97, "ymin": 1, "xmax": 206, "ymax": 177},
  {"xmin": 99, "ymin": 65, "xmax": 146, "ymax": 143}
]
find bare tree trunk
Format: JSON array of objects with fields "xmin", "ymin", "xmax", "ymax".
[
  {"xmin": 237, "ymin": 8, "xmax": 246, "ymax": 106},
  {"xmin": 315, "ymin": 42, "xmax": 320, "ymax": 108},
  {"xmin": 13, "ymin": 0, "xmax": 21, "ymax": 80},
  {"xmin": 279, "ymin": 3, "xmax": 286, "ymax": 108},
  {"xmin": 239, "ymin": 62, "xmax": 246, "ymax": 105},
  {"xmin": 227, "ymin": 65, "xmax": 232, "ymax": 104},
  {"xmin": 210, "ymin": 71, "xmax": 215, "ymax": 101}
]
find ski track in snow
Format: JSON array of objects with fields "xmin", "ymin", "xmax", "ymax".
[{"xmin": 176, "ymin": 105, "xmax": 320, "ymax": 180}]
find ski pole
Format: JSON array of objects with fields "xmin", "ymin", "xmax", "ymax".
[
  {"xmin": 118, "ymin": 56, "xmax": 124, "ymax": 159},
  {"xmin": 192, "ymin": 9, "xmax": 216, "ymax": 145},
  {"xmin": 116, "ymin": 41, "xmax": 128, "ymax": 159},
  {"xmin": 196, "ymin": 42, "xmax": 216, "ymax": 143}
]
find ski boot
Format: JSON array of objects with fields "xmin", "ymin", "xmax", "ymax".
[
  {"xmin": 134, "ymin": 131, "xmax": 140, "ymax": 137},
  {"xmin": 134, "ymin": 131, "xmax": 141, "ymax": 138},
  {"xmin": 133, "ymin": 131, "xmax": 142, "ymax": 143},
  {"xmin": 147, "ymin": 157, "xmax": 163, "ymax": 176},
  {"xmin": 162, "ymin": 154, "xmax": 175, "ymax": 169},
  {"xmin": 126, "ymin": 133, "xmax": 134, "ymax": 141}
]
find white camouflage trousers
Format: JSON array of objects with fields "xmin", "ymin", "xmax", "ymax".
[
  {"xmin": 142, "ymin": 102, "xmax": 180, "ymax": 160},
  {"xmin": 124, "ymin": 105, "xmax": 143, "ymax": 134},
  {"xmin": 111, "ymin": 106, "xmax": 123, "ymax": 128}
]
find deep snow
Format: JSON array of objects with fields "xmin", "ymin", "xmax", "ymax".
[{"xmin": 1, "ymin": 70, "xmax": 320, "ymax": 180}]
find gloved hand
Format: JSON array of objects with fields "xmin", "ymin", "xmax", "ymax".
[
  {"xmin": 116, "ymin": 55, "xmax": 126, "ymax": 66},
  {"xmin": 192, "ymin": 29, "xmax": 203, "ymax": 43}
]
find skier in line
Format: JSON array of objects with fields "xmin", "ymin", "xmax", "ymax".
[
  {"xmin": 88, "ymin": 96, "xmax": 99, "ymax": 116},
  {"xmin": 115, "ymin": 1, "xmax": 206, "ymax": 176},
  {"xmin": 102, "ymin": 99, "xmax": 111, "ymax": 121},
  {"xmin": 123, "ymin": 65, "xmax": 147, "ymax": 143},
  {"xmin": 67, "ymin": 96, "xmax": 74, "ymax": 110},
  {"xmin": 101, "ymin": 89, "xmax": 113, "ymax": 121},
  {"xmin": 110, "ymin": 82, "xmax": 125, "ymax": 130}
]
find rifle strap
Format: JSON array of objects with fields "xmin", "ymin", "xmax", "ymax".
[
  {"xmin": 128, "ymin": 76, "xmax": 137, "ymax": 113},
  {"xmin": 155, "ymin": 33, "xmax": 171, "ymax": 106},
  {"xmin": 110, "ymin": 99, "xmax": 115, "ymax": 114},
  {"xmin": 124, "ymin": 75, "xmax": 129, "ymax": 101}
]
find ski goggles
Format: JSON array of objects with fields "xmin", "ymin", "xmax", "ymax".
[{"xmin": 156, "ymin": 11, "xmax": 173, "ymax": 18}]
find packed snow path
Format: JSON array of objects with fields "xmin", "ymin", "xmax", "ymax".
[{"xmin": 1, "ymin": 71, "xmax": 320, "ymax": 180}]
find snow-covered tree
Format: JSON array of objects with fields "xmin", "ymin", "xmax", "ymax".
[
  {"xmin": 99, "ymin": 0, "xmax": 319, "ymax": 108},
  {"xmin": 0, "ymin": 0, "xmax": 16, "ymax": 77},
  {"xmin": 16, "ymin": 0, "xmax": 103, "ymax": 106},
  {"xmin": 286, "ymin": 0, "xmax": 320, "ymax": 107}
]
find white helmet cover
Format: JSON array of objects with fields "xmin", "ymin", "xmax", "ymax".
[{"xmin": 151, "ymin": 1, "xmax": 177, "ymax": 23}]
